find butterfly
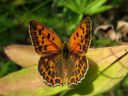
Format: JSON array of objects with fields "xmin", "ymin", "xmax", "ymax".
[{"xmin": 29, "ymin": 17, "xmax": 92, "ymax": 86}]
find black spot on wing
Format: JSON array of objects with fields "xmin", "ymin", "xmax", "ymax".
[
  {"xmin": 70, "ymin": 78, "xmax": 75, "ymax": 83},
  {"xmin": 55, "ymin": 79, "xmax": 60, "ymax": 83},
  {"xmin": 52, "ymin": 37, "xmax": 55, "ymax": 41},
  {"xmin": 78, "ymin": 69, "xmax": 80, "ymax": 74},
  {"xmin": 38, "ymin": 29, "xmax": 42, "ymax": 35},
  {"xmin": 78, "ymin": 64, "xmax": 81, "ymax": 68},
  {"xmin": 50, "ymin": 79, "xmax": 53, "ymax": 83},
  {"xmin": 42, "ymin": 41, "xmax": 44, "ymax": 44},
  {"xmin": 80, "ymin": 24, "xmax": 84, "ymax": 30},
  {"xmin": 44, "ymin": 45, "xmax": 47, "ymax": 50},
  {"xmin": 32, "ymin": 37, "xmax": 38, "ymax": 42},
  {"xmin": 42, "ymin": 27, "xmax": 44, "ymax": 30},
  {"xmin": 76, "ymin": 32, "xmax": 79, "ymax": 37},
  {"xmin": 47, "ymin": 33, "xmax": 50, "ymax": 39},
  {"xmin": 83, "ymin": 45, "xmax": 86, "ymax": 51},
  {"xmin": 79, "ymin": 45, "xmax": 81, "ymax": 50},
  {"xmin": 85, "ymin": 33, "xmax": 90, "ymax": 39},
  {"xmin": 42, "ymin": 37, "xmax": 44, "ymax": 39},
  {"xmin": 48, "ymin": 70, "xmax": 52, "ymax": 75},
  {"xmin": 38, "ymin": 46, "xmax": 42, "ymax": 51},
  {"xmin": 42, "ymin": 72, "xmax": 46, "ymax": 77},
  {"xmin": 83, "ymin": 30, "xmax": 85, "ymax": 34},
  {"xmin": 33, "ymin": 41, "xmax": 39, "ymax": 45},
  {"xmin": 46, "ymin": 76, "xmax": 49, "ymax": 81},
  {"xmin": 81, "ymin": 39, "xmax": 83, "ymax": 43}
]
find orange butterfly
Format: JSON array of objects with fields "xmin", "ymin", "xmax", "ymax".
[{"xmin": 29, "ymin": 17, "xmax": 92, "ymax": 86}]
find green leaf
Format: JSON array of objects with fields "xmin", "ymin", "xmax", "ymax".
[
  {"xmin": 1, "ymin": 45, "xmax": 128, "ymax": 96},
  {"xmin": 85, "ymin": 0, "xmax": 112, "ymax": 14},
  {"xmin": 58, "ymin": 0, "xmax": 79, "ymax": 14},
  {"xmin": 88, "ymin": 5, "xmax": 112, "ymax": 15},
  {"xmin": 58, "ymin": 0, "xmax": 112, "ymax": 15}
]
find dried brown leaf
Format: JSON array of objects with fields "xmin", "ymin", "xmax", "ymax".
[{"xmin": 4, "ymin": 45, "xmax": 40, "ymax": 67}]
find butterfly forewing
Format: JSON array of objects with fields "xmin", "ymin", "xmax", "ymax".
[
  {"xmin": 29, "ymin": 20, "xmax": 63, "ymax": 56},
  {"xmin": 69, "ymin": 17, "xmax": 91, "ymax": 54}
]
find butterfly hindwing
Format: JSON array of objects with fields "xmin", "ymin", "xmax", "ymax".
[
  {"xmin": 68, "ymin": 54, "xmax": 88, "ymax": 85},
  {"xmin": 29, "ymin": 20, "xmax": 63, "ymax": 56},
  {"xmin": 38, "ymin": 54, "xmax": 64, "ymax": 86}
]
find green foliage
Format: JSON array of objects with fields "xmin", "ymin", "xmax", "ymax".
[
  {"xmin": 0, "ymin": 0, "xmax": 112, "ymax": 45},
  {"xmin": 58, "ymin": 0, "xmax": 112, "ymax": 15},
  {"xmin": 111, "ymin": 0, "xmax": 123, "ymax": 7},
  {"xmin": 123, "ymin": 76, "xmax": 128, "ymax": 89},
  {"xmin": 0, "ymin": 61, "xmax": 20, "ymax": 77},
  {"xmin": 91, "ymin": 38, "xmax": 119, "ymax": 47}
]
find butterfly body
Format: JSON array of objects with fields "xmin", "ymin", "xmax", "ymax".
[
  {"xmin": 29, "ymin": 17, "xmax": 92, "ymax": 86},
  {"xmin": 62, "ymin": 42, "xmax": 70, "ymax": 58}
]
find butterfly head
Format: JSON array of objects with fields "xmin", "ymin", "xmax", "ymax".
[{"xmin": 62, "ymin": 41, "xmax": 70, "ymax": 58}]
